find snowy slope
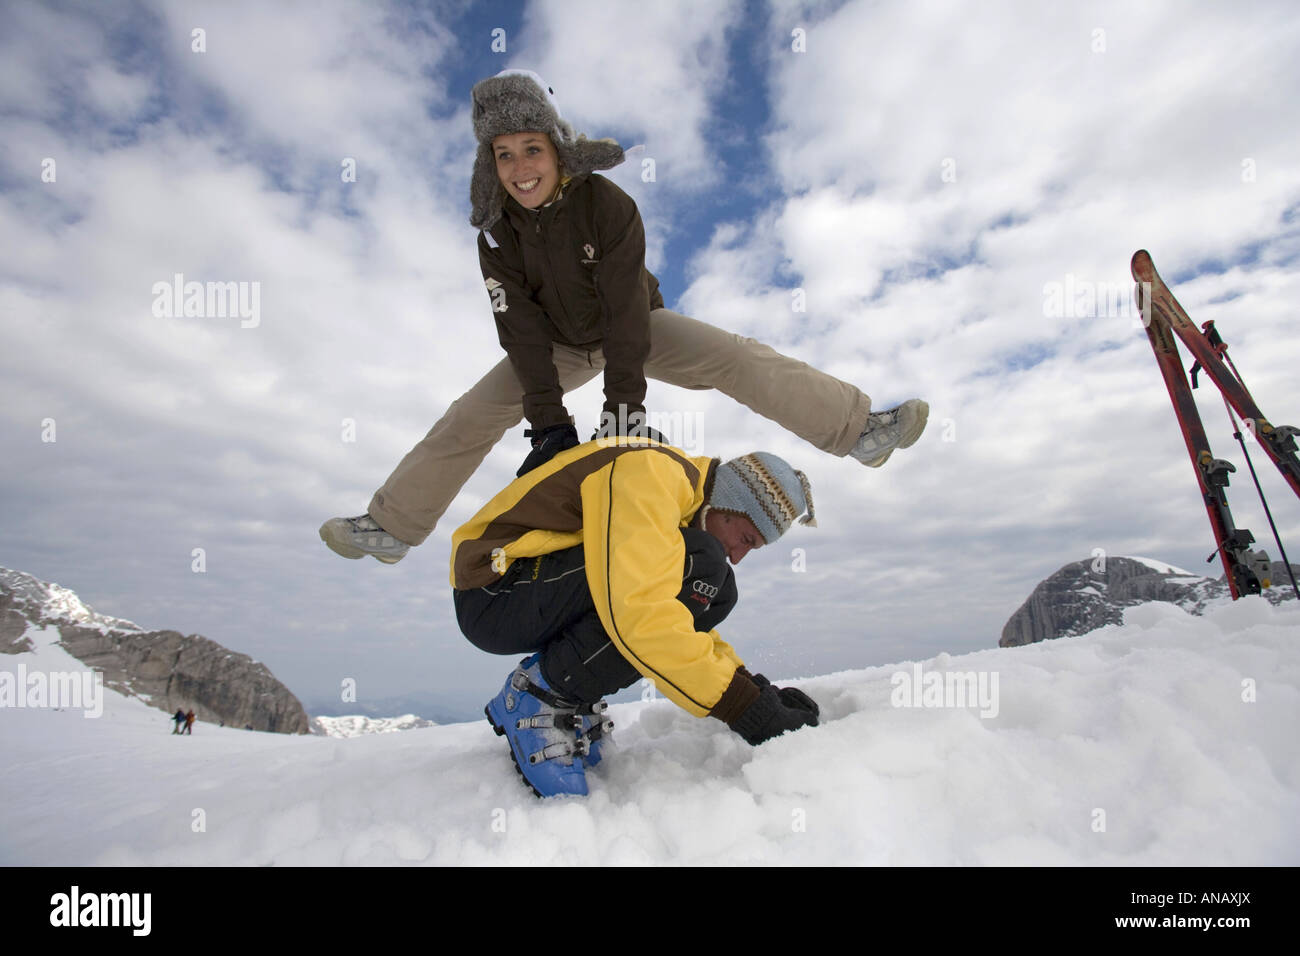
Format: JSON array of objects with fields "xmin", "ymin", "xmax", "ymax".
[{"xmin": 1, "ymin": 598, "xmax": 1297, "ymax": 865}]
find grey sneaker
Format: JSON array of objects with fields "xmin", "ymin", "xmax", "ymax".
[
  {"xmin": 850, "ymin": 399, "xmax": 929, "ymax": 467},
  {"xmin": 319, "ymin": 514, "xmax": 410, "ymax": 564}
]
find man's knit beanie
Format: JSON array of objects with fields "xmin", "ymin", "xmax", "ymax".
[
  {"xmin": 706, "ymin": 452, "xmax": 816, "ymax": 545},
  {"xmin": 469, "ymin": 69, "xmax": 626, "ymax": 230}
]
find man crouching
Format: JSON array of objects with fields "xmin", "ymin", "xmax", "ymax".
[{"xmin": 450, "ymin": 437, "xmax": 821, "ymax": 797}]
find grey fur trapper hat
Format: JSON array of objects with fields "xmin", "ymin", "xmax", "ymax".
[{"xmin": 469, "ymin": 69, "xmax": 626, "ymax": 230}]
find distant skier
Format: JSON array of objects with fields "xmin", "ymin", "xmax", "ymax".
[
  {"xmin": 451, "ymin": 437, "xmax": 822, "ymax": 797},
  {"xmin": 320, "ymin": 68, "xmax": 927, "ymax": 565},
  {"xmin": 172, "ymin": 709, "xmax": 185, "ymax": 734},
  {"xmin": 184, "ymin": 709, "xmax": 195, "ymax": 735}
]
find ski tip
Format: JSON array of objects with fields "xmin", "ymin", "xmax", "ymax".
[{"xmin": 1131, "ymin": 249, "xmax": 1155, "ymax": 282}]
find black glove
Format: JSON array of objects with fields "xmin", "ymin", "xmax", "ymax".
[
  {"xmin": 517, "ymin": 423, "xmax": 579, "ymax": 477},
  {"xmin": 729, "ymin": 681, "xmax": 820, "ymax": 746},
  {"xmin": 592, "ymin": 407, "xmax": 668, "ymax": 445},
  {"xmin": 750, "ymin": 673, "xmax": 821, "ymax": 720}
]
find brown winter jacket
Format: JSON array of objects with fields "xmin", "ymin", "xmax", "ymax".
[{"xmin": 477, "ymin": 173, "xmax": 665, "ymax": 431}]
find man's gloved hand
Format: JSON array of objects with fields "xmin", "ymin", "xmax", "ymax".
[
  {"xmin": 591, "ymin": 424, "xmax": 669, "ymax": 445},
  {"xmin": 517, "ymin": 423, "xmax": 579, "ymax": 477},
  {"xmin": 729, "ymin": 678, "xmax": 820, "ymax": 746},
  {"xmin": 592, "ymin": 407, "xmax": 668, "ymax": 446},
  {"xmin": 749, "ymin": 672, "xmax": 821, "ymax": 721}
]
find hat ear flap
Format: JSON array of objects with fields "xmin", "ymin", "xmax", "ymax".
[
  {"xmin": 555, "ymin": 135, "xmax": 626, "ymax": 178},
  {"xmin": 469, "ymin": 143, "xmax": 505, "ymax": 230}
]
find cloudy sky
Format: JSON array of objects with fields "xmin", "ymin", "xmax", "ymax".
[{"xmin": 3, "ymin": 0, "xmax": 1298, "ymax": 720}]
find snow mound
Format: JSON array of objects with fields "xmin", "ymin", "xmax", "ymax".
[{"xmin": 1, "ymin": 599, "xmax": 1296, "ymax": 865}]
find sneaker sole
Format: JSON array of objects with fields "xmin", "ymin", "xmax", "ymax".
[
  {"xmin": 318, "ymin": 521, "xmax": 406, "ymax": 564},
  {"xmin": 863, "ymin": 400, "xmax": 930, "ymax": 467}
]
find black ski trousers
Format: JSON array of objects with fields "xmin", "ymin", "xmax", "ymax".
[{"xmin": 454, "ymin": 527, "xmax": 737, "ymax": 703}]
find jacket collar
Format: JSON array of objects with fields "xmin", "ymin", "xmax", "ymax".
[{"xmin": 503, "ymin": 172, "xmax": 584, "ymax": 227}]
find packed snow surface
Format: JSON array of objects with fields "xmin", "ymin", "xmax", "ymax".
[{"xmin": 2, "ymin": 599, "xmax": 1297, "ymax": 865}]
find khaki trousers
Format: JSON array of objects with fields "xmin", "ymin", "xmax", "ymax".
[{"xmin": 368, "ymin": 309, "xmax": 872, "ymax": 546}]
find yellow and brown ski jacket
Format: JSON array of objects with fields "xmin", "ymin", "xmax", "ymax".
[{"xmin": 450, "ymin": 439, "xmax": 758, "ymax": 720}]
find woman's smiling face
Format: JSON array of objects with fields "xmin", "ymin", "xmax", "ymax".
[{"xmin": 492, "ymin": 132, "xmax": 561, "ymax": 209}]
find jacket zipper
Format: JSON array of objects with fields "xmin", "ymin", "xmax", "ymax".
[
  {"xmin": 593, "ymin": 272, "xmax": 608, "ymax": 331},
  {"xmin": 536, "ymin": 203, "xmax": 576, "ymax": 331}
]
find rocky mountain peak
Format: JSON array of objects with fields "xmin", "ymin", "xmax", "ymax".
[
  {"xmin": 1000, "ymin": 555, "xmax": 1297, "ymax": 647},
  {"xmin": 1, "ymin": 566, "xmax": 309, "ymax": 733}
]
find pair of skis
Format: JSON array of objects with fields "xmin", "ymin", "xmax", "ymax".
[{"xmin": 1132, "ymin": 250, "xmax": 1300, "ymax": 599}]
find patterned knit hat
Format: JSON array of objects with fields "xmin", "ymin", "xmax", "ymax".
[
  {"xmin": 706, "ymin": 452, "xmax": 816, "ymax": 545},
  {"xmin": 468, "ymin": 69, "xmax": 626, "ymax": 230}
]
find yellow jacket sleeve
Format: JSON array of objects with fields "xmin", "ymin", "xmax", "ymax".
[{"xmin": 580, "ymin": 450, "xmax": 741, "ymax": 717}]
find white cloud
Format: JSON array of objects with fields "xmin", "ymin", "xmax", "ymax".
[{"xmin": 515, "ymin": 0, "xmax": 744, "ymax": 189}]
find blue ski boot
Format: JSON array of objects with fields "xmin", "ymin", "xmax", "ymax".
[
  {"xmin": 577, "ymin": 701, "xmax": 614, "ymax": 769},
  {"xmin": 485, "ymin": 654, "xmax": 589, "ymax": 798}
]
